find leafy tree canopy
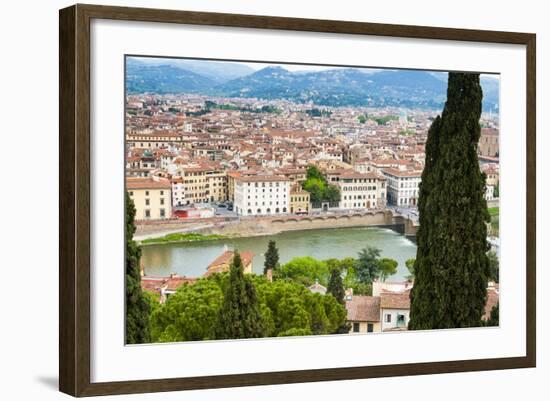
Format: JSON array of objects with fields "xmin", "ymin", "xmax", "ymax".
[
  {"xmin": 354, "ymin": 246, "xmax": 382, "ymax": 284},
  {"xmin": 151, "ymin": 273, "xmax": 347, "ymax": 341},
  {"xmin": 378, "ymin": 258, "xmax": 398, "ymax": 282}
]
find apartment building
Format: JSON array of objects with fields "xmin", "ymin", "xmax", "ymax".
[
  {"xmin": 338, "ymin": 171, "xmax": 386, "ymax": 210},
  {"xmin": 289, "ymin": 185, "xmax": 311, "ymax": 214},
  {"xmin": 127, "ymin": 176, "xmax": 172, "ymax": 220},
  {"xmin": 179, "ymin": 165, "xmax": 227, "ymax": 205},
  {"xmin": 233, "ymin": 175, "xmax": 291, "ymax": 216},
  {"xmin": 126, "ymin": 131, "xmax": 183, "ymax": 149},
  {"xmin": 382, "ymin": 168, "xmax": 422, "ymax": 207}
]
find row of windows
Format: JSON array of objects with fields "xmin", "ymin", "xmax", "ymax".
[
  {"xmin": 384, "ymin": 313, "xmax": 407, "ymax": 325},
  {"xmin": 342, "ymin": 178, "xmax": 377, "ymax": 184},
  {"xmin": 128, "ymin": 190, "xmax": 165, "ymax": 196},
  {"xmin": 246, "ymin": 182, "xmax": 283, "ymax": 187},
  {"xmin": 341, "ymin": 186, "xmax": 377, "ymax": 191},
  {"xmin": 144, "ymin": 208, "xmax": 166, "ymax": 218},
  {"xmin": 247, "ymin": 201, "xmax": 284, "ymax": 207},
  {"xmin": 143, "ymin": 198, "xmax": 167, "ymax": 206},
  {"xmin": 245, "ymin": 188, "xmax": 285, "ymax": 194},
  {"xmin": 290, "ymin": 196, "xmax": 308, "ymax": 202},
  {"xmin": 341, "ymin": 202, "xmax": 376, "ymax": 208},
  {"xmin": 343, "ymin": 194, "xmax": 376, "ymax": 200},
  {"xmin": 352, "ymin": 322, "xmax": 374, "ymax": 333}
]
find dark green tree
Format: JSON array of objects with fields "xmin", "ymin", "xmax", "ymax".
[
  {"xmin": 405, "ymin": 258, "xmax": 416, "ymax": 281},
  {"xmin": 306, "ymin": 165, "xmax": 325, "ymax": 181},
  {"xmin": 216, "ymin": 252, "xmax": 265, "ymax": 339},
  {"xmin": 485, "ymin": 303, "xmax": 499, "ymax": 327},
  {"xmin": 409, "ymin": 73, "xmax": 490, "ymax": 330},
  {"xmin": 324, "ymin": 184, "xmax": 342, "ymax": 203},
  {"xmin": 125, "ymin": 192, "xmax": 151, "ymax": 344},
  {"xmin": 263, "ymin": 240, "xmax": 280, "ymax": 275},
  {"xmin": 327, "ymin": 268, "xmax": 346, "ymax": 304},
  {"xmin": 303, "ymin": 165, "xmax": 340, "ymax": 204},
  {"xmin": 354, "ymin": 246, "xmax": 382, "ymax": 284},
  {"xmin": 378, "ymin": 258, "xmax": 398, "ymax": 282}
]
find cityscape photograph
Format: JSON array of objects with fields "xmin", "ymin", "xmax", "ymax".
[{"xmin": 124, "ymin": 56, "xmax": 500, "ymax": 344}]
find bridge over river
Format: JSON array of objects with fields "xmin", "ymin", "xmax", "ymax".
[{"xmin": 135, "ymin": 208, "xmax": 418, "ymax": 241}]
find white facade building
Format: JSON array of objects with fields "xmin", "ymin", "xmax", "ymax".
[
  {"xmin": 382, "ymin": 168, "xmax": 422, "ymax": 207},
  {"xmin": 233, "ymin": 175, "xmax": 291, "ymax": 216},
  {"xmin": 338, "ymin": 172, "xmax": 386, "ymax": 210},
  {"xmin": 373, "ymin": 281, "xmax": 412, "ymax": 332},
  {"xmin": 171, "ymin": 178, "xmax": 186, "ymax": 207}
]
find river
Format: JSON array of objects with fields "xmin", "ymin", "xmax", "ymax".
[{"xmin": 141, "ymin": 226, "xmax": 417, "ymax": 281}]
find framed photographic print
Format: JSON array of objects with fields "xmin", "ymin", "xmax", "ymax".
[{"xmin": 59, "ymin": 4, "xmax": 536, "ymax": 397}]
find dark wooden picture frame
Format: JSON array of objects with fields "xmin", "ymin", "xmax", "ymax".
[{"xmin": 59, "ymin": 3, "xmax": 536, "ymax": 397}]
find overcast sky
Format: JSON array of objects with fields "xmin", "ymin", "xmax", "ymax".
[{"xmin": 132, "ymin": 56, "xmax": 498, "ymax": 78}]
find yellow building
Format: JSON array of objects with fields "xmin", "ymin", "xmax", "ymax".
[
  {"xmin": 204, "ymin": 250, "xmax": 254, "ymax": 277},
  {"xmin": 127, "ymin": 176, "xmax": 172, "ymax": 220},
  {"xmin": 205, "ymin": 168, "xmax": 227, "ymax": 203},
  {"xmin": 484, "ymin": 166, "xmax": 499, "ymax": 187},
  {"xmin": 345, "ymin": 295, "xmax": 382, "ymax": 333},
  {"xmin": 289, "ymin": 185, "xmax": 310, "ymax": 214},
  {"xmin": 180, "ymin": 165, "xmax": 227, "ymax": 204}
]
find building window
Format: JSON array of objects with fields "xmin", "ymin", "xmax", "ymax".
[
  {"xmin": 160, "ymin": 198, "xmax": 164, "ymax": 205},
  {"xmin": 145, "ymin": 191, "xmax": 149, "ymax": 196},
  {"xmin": 145, "ymin": 210, "xmax": 150, "ymax": 218},
  {"xmin": 160, "ymin": 190, "xmax": 164, "ymax": 195},
  {"xmin": 160, "ymin": 209, "xmax": 165, "ymax": 218},
  {"xmin": 385, "ymin": 314, "xmax": 391, "ymax": 323},
  {"xmin": 397, "ymin": 314, "xmax": 406, "ymax": 327},
  {"xmin": 353, "ymin": 323, "xmax": 360, "ymax": 333},
  {"xmin": 367, "ymin": 323, "xmax": 374, "ymax": 333},
  {"xmin": 129, "ymin": 191, "xmax": 133, "ymax": 196},
  {"xmin": 145, "ymin": 199, "xmax": 150, "ymax": 206}
]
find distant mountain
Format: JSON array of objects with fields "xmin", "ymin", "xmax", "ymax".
[
  {"xmin": 126, "ymin": 60, "xmax": 215, "ymax": 93},
  {"xmin": 217, "ymin": 67, "xmax": 448, "ymax": 109},
  {"xmin": 125, "ymin": 60, "xmax": 499, "ymax": 111},
  {"xmin": 127, "ymin": 57, "xmax": 254, "ymax": 84}
]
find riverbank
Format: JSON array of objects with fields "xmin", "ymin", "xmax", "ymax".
[
  {"xmin": 139, "ymin": 232, "xmax": 228, "ymax": 246},
  {"xmin": 135, "ymin": 209, "xmax": 417, "ymax": 242}
]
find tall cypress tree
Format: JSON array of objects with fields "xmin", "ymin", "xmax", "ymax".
[
  {"xmin": 263, "ymin": 240, "xmax": 280, "ymax": 275},
  {"xmin": 327, "ymin": 268, "xmax": 345, "ymax": 305},
  {"xmin": 216, "ymin": 252, "xmax": 265, "ymax": 339},
  {"xmin": 409, "ymin": 73, "xmax": 490, "ymax": 330},
  {"xmin": 126, "ymin": 192, "xmax": 151, "ymax": 343}
]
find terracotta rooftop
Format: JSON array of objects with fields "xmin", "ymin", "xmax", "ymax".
[
  {"xmin": 141, "ymin": 274, "xmax": 197, "ymax": 293},
  {"xmin": 346, "ymin": 296, "xmax": 381, "ymax": 322},
  {"xmin": 234, "ymin": 174, "xmax": 290, "ymax": 183},
  {"xmin": 205, "ymin": 251, "xmax": 255, "ymax": 277},
  {"xmin": 126, "ymin": 176, "xmax": 171, "ymax": 190},
  {"xmin": 339, "ymin": 171, "xmax": 386, "ymax": 180},
  {"xmin": 380, "ymin": 289, "xmax": 411, "ymax": 309},
  {"xmin": 382, "ymin": 168, "xmax": 422, "ymax": 178}
]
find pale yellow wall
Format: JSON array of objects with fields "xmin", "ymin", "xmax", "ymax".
[
  {"xmin": 290, "ymin": 193, "xmax": 310, "ymax": 213},
  {"xmin": 128, "ymin": 188, "xmax": 172, "ymax": 220},
  {"xmin": 348, "ymin": 321, "xmax": 381, "ymax": 334}
]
